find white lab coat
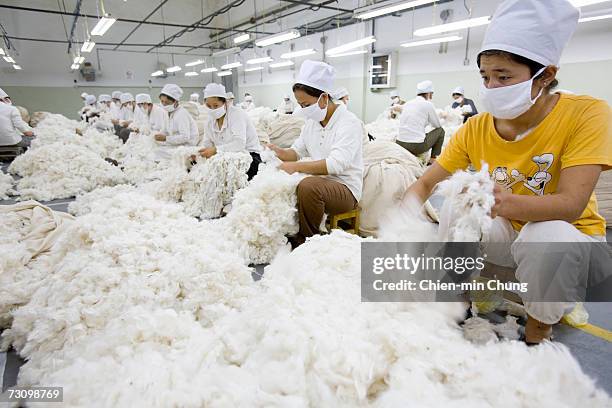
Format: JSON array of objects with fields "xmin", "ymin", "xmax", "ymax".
[
  {"xmin": 397, "ymin": 96, "xmax": 441, "ymax": 144},
  {"xmin": 277, "ymin": 100, "xmax": 296, "ymax": 114},
  {"xmin": 290, "ymin": 104, "xmax": 364, "ymax": 201},
  {"xmin": 0, "ymin": 103, "xmax": 32, "ymax": 146},
  {"xmin": 132, "ymin": 105, "xmax": 168, "ymax": 135},
  {"xmin": 156, "ymin": 106, "xmax": 198, "ymax": 160},
  {"xmin": 110, "ymin": 102, "xmax": 121, "ymax": 120},
  {"xmin": 119, "ymin": 105, "xmax": 135, "ymax": 123},
  {"xmin": 202, "ymin": 105, "xmax": 261, "ymax": 153}
]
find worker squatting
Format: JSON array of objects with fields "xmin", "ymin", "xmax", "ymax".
[{"xmin": 372, "ymin": 279, "xmax": 529, "ymax": 293}]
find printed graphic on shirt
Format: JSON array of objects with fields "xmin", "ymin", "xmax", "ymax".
[{"xmin": 491, "ymin": 153, "xmax": 555, "ymax": 196}]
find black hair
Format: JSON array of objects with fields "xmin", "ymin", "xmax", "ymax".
[
  {"xmin": 417, "ymin": 93, "xmax": 431, "ymax": 98},
  {"xmin": 452, "ymin": 93, "xmax": 462, "ymax": 98},
  {"xmin": 477, "ymin": 50, "xmax": 558, "ymax": 90},
  {"xmin": 159, "ymin": 94, "xmax": 177, "ymax": 103},
  {"xmin": 292, "ymin": 83, "xmax": 326, "ymax": 98},
  {"xmin": 209, "ymin": 96, "xmax": 226, "ymax": 103}
]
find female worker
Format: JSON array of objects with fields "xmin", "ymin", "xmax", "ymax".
[
  {"xmin": 132, "ymin": 93, "xmax": 167, "ymax": 135},
  {"xmin": 404, "ymin": 0, "xmax": 611, "ymax": 344},
  {"xmin": 154, "ymin": 84, "xmax": 198, "ymax": 160},
  {"xmin": 115, "ymin": 93, "xmax": 136, "ymax": 142},
  {"xmin": 198, "ymin": 83, "xmax": 262, "ymax": 180},
  {"xmin": 268, "ymin": 60, "xmax": 364, "ymax": 247}
]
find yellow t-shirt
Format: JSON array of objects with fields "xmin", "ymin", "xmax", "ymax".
[{"xmin": 437, "ymin": 93, "xmax": 612, "ymax": 236}]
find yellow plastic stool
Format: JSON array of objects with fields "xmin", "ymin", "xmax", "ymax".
[{"xmin": 327, "ymin": 208, "xmax": 361, "ymax": 235}]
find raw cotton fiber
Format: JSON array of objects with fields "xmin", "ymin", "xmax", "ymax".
[
  {"xmin": 114, "ymin": 133, "xmax": 165, "ymax": 184},
  {"xmin": 8, "ymin": 142, "xmax": 126, "ymax": 201},
  {"xmin": 365, "ymin": 113, "xmax": 399, "ymax": 142},
  {"xmin": 264, "ymin": 113, "xmax": 306, "ymax": 148},
  {"xmin": 0, "ymin": 169, "xmax": 14, "ymax": 199}
]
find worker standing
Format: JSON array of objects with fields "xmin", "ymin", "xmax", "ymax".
[
  {"xmin": 268, "ymin": 60, "xmax": 364, "ymax": 247},
  {"xmin": 277, "ymin": 94, "xmax": 296, "ymax": 114},
  {"xmin": 396, "ymin": 80, "xmax": 445, "ymax": 164},
  {"xmin": 403, "ymin": 0, "xmax": 611, "ymax": 344},
  {"xmin": 0, "ymin": 88, "xmax": 34, "ymax": 150},
  {"xmin": 154, "ymin": 84, "xmax": 198, "ymax": 160},
  {"xmin": 451, "ymin": 86, "xmax": 478, "ymax": 123}
]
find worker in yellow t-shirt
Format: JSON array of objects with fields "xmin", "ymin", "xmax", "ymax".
[{"xmin": 405, "ymin": 0, "xmax": 611, "ymax": 344}]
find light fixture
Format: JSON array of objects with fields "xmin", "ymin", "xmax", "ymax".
[
  {"xmin": 579, "ymin": 13, "xmax": 612, "ymax": 22},
  {"xmin": 3, "ymin": 56, "xmax": 16, "ymax": 63},
  {"xmin": 185, "ymin": 59, "xmax": 205, "ymax": 67},
  {"xmin": 221, "ymin": 61, "xmax": 242, "ymax": 69},
  {"xmin": 71, "ymin": 63, "xmax": 80, "ymax": 70},
  {"xmin": 571, "ymin": 0, "xmax": 612, "ymax": 6},
  {"xmin": 217, "ymin": 70, "xmax": 232, "ymax": 77},
  {"xmin": 401, "ymin": 35, "xmax": 463, "ymax": 48},
  {"xmin": 371, "ymin": 64, "xmax": 383, "ymax": 69},
  {"xmin": 151, "ymin": 70, "xmax": 164, "ymax": 77},
  {"xmin": 73, "ymin": 56, "xmax": 85, "ymax": 64},
  {"xmin": 90, "ymin": 15, "xmax": 116, "ymax": 36},
  {"xmin": 325, "ymin": 36, "xmax": 376, "ymax": 56},
  {"xmin": 328, "ymin": 50, "xmax": 368, "ymax": 58},
  {"xmin": 244, "ymin": 66, "xmax": 264, "ymax": 72},
  {"xmin": 246, "ymin": 56, "xmax": 273, "ymax": 64},
  {"xmin": 280, "ymin": 48, "xmax": 317, "ymax": 59},
  {"xmin": 0, "ymin": 48, "xmax": 4, "ymax": 56},
  {"xmin": 355, "ymin": 0, "xmax": 437, "ymax": 20},
  {"xmin": 200, "ymin": 67, "xmax": 218, "ymax": 73},
  {"xmin": 166, "ymin": 65, "xmax": 182, "ymax": 72},
  {"xmin": 13, "ymin": 64, "xmax": 22, "ymax": 70},
  {"xmin": 269, "ymin": 60, "xmax": 294, "ymax": 68},
  {"xmin": 234, "ymin": 33, "xmax": 251, "ymax": 44},
  {"xmin": 212, "ymin": 47, "xmax": 241, "ymax": 57},
  {"xmin": 185, "ymin": 71, "xmax": 199, "ymax": 77},
  {"xmin": 81, "ymin": 40, "xmax": 96, "ymax": 53},
  {"xmin": 255, "ymin": 29, "xmax": 301, "ymax": 47},
  {"xmin": 414, "ymin": 16, "xmax": 490, "ymax": 37}
]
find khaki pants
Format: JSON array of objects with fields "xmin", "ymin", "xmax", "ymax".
[
  {"xmin": 296, "ymin": 176, "xmax": 357, "ymax": 244},
  {"xmin": 396, "ymin": 127, "xmax": 445, "ymax": 158}
]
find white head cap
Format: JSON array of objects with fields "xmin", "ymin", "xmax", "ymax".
[
  {"xmin": 98, "ymin": 94, "xmax": 111, "ymax": 103},
  {"xmin": 204, "ymin": 83, "xmax": 227, "ymax": 99},
  {"xmin": 120, "ymin": 92, "xmax": 135, "ymax": 104},
  {"xmin": 111, "ymin": 91, "xmax": 122, "ymax": 99},
  {"xmin": 245, "ymin": 95, "xmax": 253, "ymax": 102},
  {"xmin": 226, "ymin": 92, "xmax": 235, "ymax": 99},
  {"xmin": 334, "ymin": 87, "xmax": 349, "ymax": 99},
  {"xmin": 190, "ymin": 93, "xmax": 199, "ymax": 102},
  {"xmin": 452, "ymin": 86, "xmax": 465, "ymax": 95},
  {"xmin": 480, "ymin": 0, "xmax": 579, "ymax": 67},
  {"xmin": 390, "ymin": 90, "xmax": 399, "ymax": 98},
  {"xmin": 416, "ymin": 80, "xmax": 434, "ymax": 94},
  {"xmin": 295, "ymin": 60, "xmax": 335, "ymax": 94},
  {"xmin": 135, "ymin": 93, "xmax": 152, "ymax": 104},
  {"xmin": 80, "ymin": 92, "xmax": 88, "ymax": 99},
  {"xmin": 160, "ymin": 84, "xmax": 183, "ymax": 101},
  {"xmin": 0, "ymin": 88, "xmax": 8, "ymax": 99},
  {"xmin": 85, "ymin": 94, "xmax": 97, "ymax": 105}
]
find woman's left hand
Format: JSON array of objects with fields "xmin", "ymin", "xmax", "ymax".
[
  {"xmin": 199, "ymin": 147, "xmax": 217, "ymax": 158},
  {"xmin": 491, "ymin": 184, "xmax": 512, "ymax": 218}
]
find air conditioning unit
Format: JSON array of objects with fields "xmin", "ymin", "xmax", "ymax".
[{"xmin": 80, "ymin": 62, "xmax": 96, "ymax": 81}]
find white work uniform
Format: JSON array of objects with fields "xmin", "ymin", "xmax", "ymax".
[
  {"xmin": 133, "ymin": 104, "xmax": 168, "ymax": 135},
  {"xmin": 0, "ymin": 103, "xmax": 32, "ymax": 146},
  {"xmin": 110, "ymin": 102, "xmax": 121, "ymax": 120},
  {"xmin": 163, "ymin": 106, "xmax": 198, "ymax": 145},
  {"xmin": 202, "ymin": 105, "xmax": 261, "ymax": 153},
  {"xmin": 397, "ymin": 96, "xmax": 441, "ymax": 144},
  {"xmin": 291, "ymin": 104, "xmax": 364, "ymax": 201},
  {"xmin": 277, "ymin": 100, "xmax": 296, "ymax": 114},
  {"xmin": 119, "ymin": 105, "xmax": 135, "ymax": 122}
]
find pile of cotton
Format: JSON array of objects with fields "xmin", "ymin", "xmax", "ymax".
[
  {"xmin": 29, "ymin": 111, "xmax": 50, "ymax": 128},
  {"xmin": 0, "ymin": 169, "xmax": 14, "ymax": 199},
  {"xmin": 67, "ymin": 184, "xmax": 138, "ymax": 216},
  {"xmin": 265, "ymin": 114, "xmax": 305, "ymax": 148},
  {"xmin": 246, "ymin": 106, "xmax": 276, "ymax": 127},
  {"xmin": 366, "ymin": 113, "xmax": 399, "ymax": 142},
  {"xmin": 437, "ymin": 106, "xmax": 465, "ymax": 140},
  {"xmin": 8, "ymin": 142, "xmax": 126, "ymax": 201},
  {"xmin": 222, "ymin": 164, "xmax": 304, "ymax": 264},
  {"xmin": 114, "ymin": 134, "xmax": 164, "ymax": 184}
]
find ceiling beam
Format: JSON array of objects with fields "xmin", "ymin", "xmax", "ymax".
[{"xmin": 112, "ymin": 0, "xmax": 169, "ymax": 50}]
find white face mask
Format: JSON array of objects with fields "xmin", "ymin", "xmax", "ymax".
[
  {"xmin": 298, "ymin": 94, "xmax": 328, "ymax": 122},
  {"xmin": 163, "ymin": 103, "xmax": 176, "ymax": 113},
  {"xmin": 479, "ymin": 67, "xmax": 546, "ymax": 120},
  {"xmin": 208, "ymin": 105, "xmax": 226, "ymax": 120},
  {"xmin": 3, "ymin": 99, "xmax": 12, "ymax": 105},
  {"xmin": 455, "ymin": 96, "xmax": 464, "ymax": 103}
]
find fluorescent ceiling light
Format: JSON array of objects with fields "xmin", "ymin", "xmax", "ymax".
[
  {"xmin": 328, "ymin": 50, "xmax": 368, "ymax": 58},
  {"xmin": 355, "ymin": 0, "xmax": 437, "ymax": 20},
  {"xmin": 579, "ymin": 13, "xmax": 612, "ymax": 22},
  {"xmin": 401, "ymin": 35, "xmax": 463, "ymax": 47},
  {"xmin": 185, "ymin": 59, "xmax": 205, "ymax": 67},
  {"xmin": 200, "ymin": 67, "xmax": 218, "ymax": 73},
  {"xmin": 73, "ymin": 56, "xmax": 85, "ymax": 64},
  {"xmin": 571, "ymin": 0, "xmax": 612, "ymax": 6},
  {"xmin": 166, "ymin": 65, "xmax": 182, "ymax": 72},
  {"xmin": 13, "ymin": 64, "xmax": 22, "ymax": 70},
  {"xmin": 185, "ymin": 71, "xmax": 199, "ymax": 77},
  {"xmin": 221, "ymin": 61, "xmax": 242, "ymax": 69},
  {"xmin": 212, "ymin": 47, "xmax": 241, "ymax": 57},
  {"xmin": 280, "ymin": 48, "xmax": 317, "ymax": 59},
  {"xmin": 0, "ymin": 48, "xmax": 4, "ymax": 56},
  {"xmin": 71, "ymin": 63, "xmax": 80, "ymax": 70},
  {"xmin": 414, "ymin": 16, "xmax": 490, "ymax": 37},
  {"xmin": 326, "ymin": 36, "xmax": 376, "ymax": 56},
  {"xmin": 255, "ymin": 29, "xmax": 301, "ymax": 47},
  {"xmin": 269, "ymin": 60, "xmax": 294, "ymax": 68},
  {"xmin": 234, "ymin": 33, "xmax": 251, "ymax": 44},
  {"xmin": 90, "ymin": 16, "xmax": 116, "ymax": 36},
  {"xmin": 217, "ymin": 70, "xmax": 232, "ymax": 77},
  {"xmin": 246, "ymin": 56, "xmax": 273, "ymax": 64},
  {"xmin": 81, "ymin": 41, "xmax": 95, "ymax": 53},
  {"xmin": 245, "ymin": 66, "xmax": 264, "ymax": 72},
  {"xmin": 151, "ymin": 70, "xmax": 164, "ymax": 77},
  {"xmin": 3, "ymin": 56, "xmax": 16, "ymax": 63}
]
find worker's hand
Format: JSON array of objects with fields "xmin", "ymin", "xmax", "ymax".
[
  {"xmin": 75, "ymin": 128, "xmax": 83, "ymax": 136},
  {"xmin": 23, "ymin": 131, "xmax": 34, "ymax": 137},
  {"xmin": 111, "ymin": 119, "xmax": 119, "ymax": 125},
  {"xmin": 279, "ymin": 161, "xmax": 298, "ymax": 175},
  {"xmin": 198, "ymin": 147, "xmax": 217, "ymax": 159},
  {"xmin": 154, "ymin": 134, "xmax": 166, "ymax": 142},
  {"xmin": 491, "ymin": 184, "xmax": 512, "ymax": 219},
  {"xmin": 120, "ymin": 121, "xmax": 129, "ymax": 128},
  {"xmin": 265, "ymin": 143, "xmax": 283, "ymax": 157},
  {"xmin": 392, "ymin": 105, "xmax": 403, "ymax": 113}
]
